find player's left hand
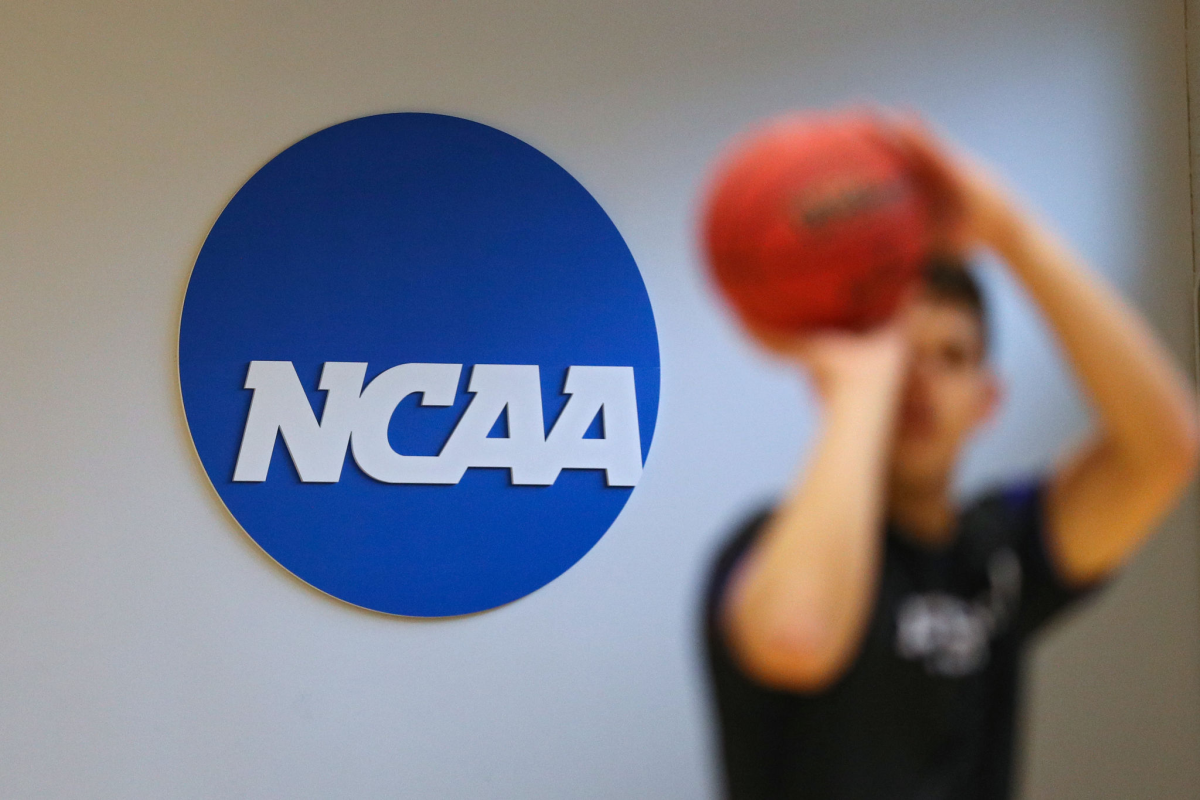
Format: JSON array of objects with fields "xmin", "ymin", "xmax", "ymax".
[{"xmin": 873, "ymin": 110, "xmax": 1022, "ymax": 257}]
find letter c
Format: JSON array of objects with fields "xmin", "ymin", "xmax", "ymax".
[{"xmin": 350, "ymin": 363, "xmax": 463, "ymax": 484}]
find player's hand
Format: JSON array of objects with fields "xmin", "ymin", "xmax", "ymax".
[
  {"xmin": 874, "ymin": 110, "xmax": 1022, "ymax": 256},
  {"xmin": 750, "ymin": 314, "xmax": 912, "ymax": 404}
]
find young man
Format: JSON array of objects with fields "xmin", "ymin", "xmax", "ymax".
[{"xmin": 703, "ymin": 117, "xmax": 1200, "ymax": 800}]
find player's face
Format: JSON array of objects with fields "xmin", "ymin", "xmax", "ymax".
[{"xmin": 889, "ymin": 296, "xmax": 998, "ymax": 493}]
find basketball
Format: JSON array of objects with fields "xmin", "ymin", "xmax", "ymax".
[{"xmin": 702, "ymin": 111, "xmax": 934, "ymax": 333}]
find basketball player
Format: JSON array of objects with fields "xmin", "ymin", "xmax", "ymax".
[{"xmin": 703, "ymin": 116, "xmax": 1200, "ymax": 799}]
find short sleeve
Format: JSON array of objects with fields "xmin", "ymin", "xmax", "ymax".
[
  {"xmin": 701, "ymin": 509, "xmax": 793, "ymax": 800},
  {"xmin": 703, "ymin": 509, "xmax": 772, "ymax": 646},
  {"xmin": 994, "ymin": 479, "xmax": 1106, "ymax": 637}
]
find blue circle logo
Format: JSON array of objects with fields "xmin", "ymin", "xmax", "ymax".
[{"xmin": 179, "ymin": 113, "xmax": 659, "ymax": 617}]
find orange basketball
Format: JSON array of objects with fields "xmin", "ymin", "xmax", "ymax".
[{"xmin": 702, "ymin": 111, "xmax": 933, "ymax": 333}]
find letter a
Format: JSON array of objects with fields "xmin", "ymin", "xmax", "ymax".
[
  {"xmin": 438, "ymin": 365, "xmax": 548, "ymax": 485},
  {"xmin": 541, "ymin": 366, "xmax": 642, "ymax": 487}
]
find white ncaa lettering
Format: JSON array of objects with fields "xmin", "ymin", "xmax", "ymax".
[{"xmin": 232, "ymin": 361, "xmax": 643, "ymax": 487}]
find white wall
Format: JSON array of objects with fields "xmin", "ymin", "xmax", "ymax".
[{"xmin": 1, "ymin": 1, "xmax": 1196, "ymax": 798}]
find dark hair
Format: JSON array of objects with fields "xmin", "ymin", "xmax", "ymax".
[{"xmin": 922, "ymin": 256, "xmax": 989, "ymax": 354}]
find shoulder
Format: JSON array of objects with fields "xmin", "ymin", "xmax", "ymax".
[
  {"xmin": 953, "ymin": 477, "xmax": 1048, "ymax": 577},
  {"xmin": 966, "ymin": 476, "xmax": 1044, "ymax": 519},
  {"xmin": 961, "ymin": 477, "xmax": 1045, "ymax": 545},
  {"xmin": 965, "ymin": 476, "xmax": 1105, "ymax": 630}
]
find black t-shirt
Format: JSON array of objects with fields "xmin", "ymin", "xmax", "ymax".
[{"xmin": 703, "ymin": 480, "xmax": 1101, "ymax": 800}]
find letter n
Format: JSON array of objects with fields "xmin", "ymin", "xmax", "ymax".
[{"xmin": 232, "ymin": 361, "xmax": 367, "ymax": 483}]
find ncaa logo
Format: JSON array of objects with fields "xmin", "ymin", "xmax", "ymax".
[{"xmin": 179, "ymin": 114, "xmax": 659, "ymax": 617}]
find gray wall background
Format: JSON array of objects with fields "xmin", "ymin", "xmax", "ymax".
[{"xmin": 1, "ymin": 1, "xmax": 1196, "ymax": 797}]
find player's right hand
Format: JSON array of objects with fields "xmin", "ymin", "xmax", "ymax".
[{"xmin": 749, "ymin": 311, "xmax": 913, "ymax": 404}]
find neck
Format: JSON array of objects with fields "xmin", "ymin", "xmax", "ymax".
[{"xmin": 887, "ymin": 478, "xmax": 957, "ymax": 549}]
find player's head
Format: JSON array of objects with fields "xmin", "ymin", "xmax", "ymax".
[{"xmin": 888, "ymin": 257, "xmax": 999, "ymax": 495}]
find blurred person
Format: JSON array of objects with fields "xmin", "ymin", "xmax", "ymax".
[{"xmin": 703, "ymin": 116, "xmax": 1200, "ymax": 800}]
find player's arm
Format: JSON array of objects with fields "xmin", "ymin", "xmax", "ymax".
[
  {"xmin": 719, "ymin": 324, "xmax": 908, "ymax": 692},
  {"xmin": 894, "ymin": 118, "xmax": 1200, "ymax": 588}
]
